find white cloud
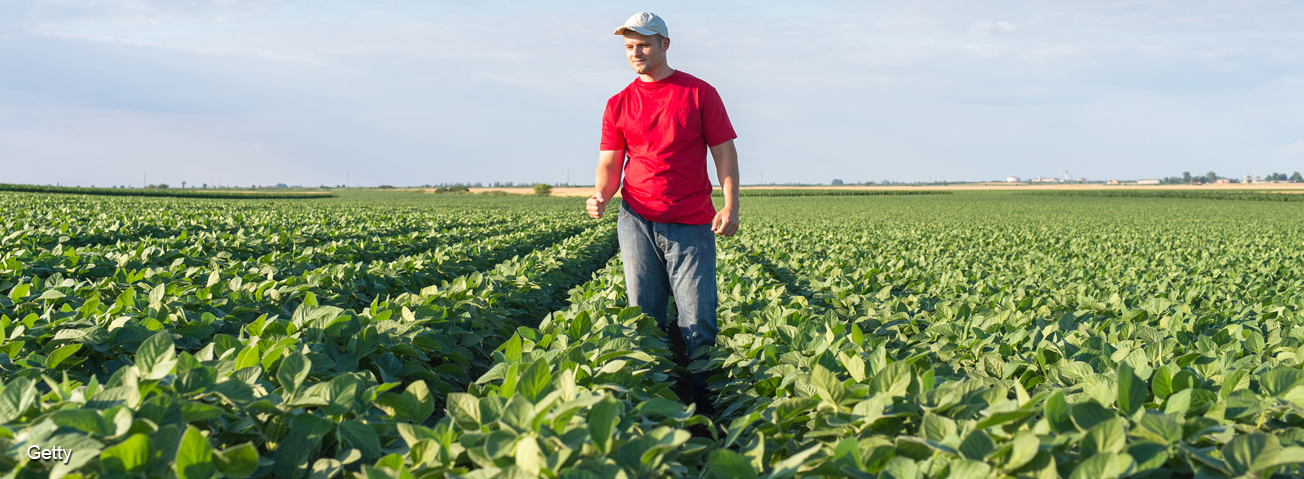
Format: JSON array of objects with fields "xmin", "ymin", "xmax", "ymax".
[
  {"xmin": 969, "ymin": 20, "xmax": 1015, "ymax": 36},
  {"xmin": 1285, "ymin": 141, "xmax": 1304, "ymax": 156}
]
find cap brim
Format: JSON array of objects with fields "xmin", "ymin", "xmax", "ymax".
[{"xmin": 614, "ymin": 26, "xmax": 659, "ymax": 36}]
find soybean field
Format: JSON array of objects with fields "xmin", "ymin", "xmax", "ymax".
[{"xmin": 3, "ymin": 190, "xmax": 1304, "ymax": 479}]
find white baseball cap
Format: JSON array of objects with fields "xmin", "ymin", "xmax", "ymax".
[{"xmin": 613, "ymin": 12, "xmax": 669, "ymax": 39}]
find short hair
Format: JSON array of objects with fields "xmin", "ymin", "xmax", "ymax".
[{"xmin": 652, "ymin": 34, "xmax": 667, "ymax": 48}]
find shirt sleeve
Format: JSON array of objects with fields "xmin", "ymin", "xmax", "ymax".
[
  {"xmin": 600, "ymin": 97, "xmax": 626, "ymax": 151},
  {"xmin": 700, "ymin": 85, "xmax": 737, "ymax": 147}
]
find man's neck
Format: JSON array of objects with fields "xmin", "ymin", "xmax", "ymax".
[{"xmin": 638, "ymin": 64, "xmax": 675, "ymax": 83}]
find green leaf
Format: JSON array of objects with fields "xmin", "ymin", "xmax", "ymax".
[
  {"xmin": 175, "ymin": 426, "xmax": 217, "ymax": 479},
  {"xmin": 1117, "ymin": 361, "xmax": 1147, "ymax": 416},
  {"xmin": 446, "ymin": 393, "xmax": 481, "ymax": 430},
  {"xmin": 149, "ymin": 282, "xmax": 166, "ymax": 304},
  {"xmin": 339, "ymin": 420, "xmax": 382, "ymax": 460},
  {"xmin": 324, "ymin": 374, "xmax": 361, "ymax": 416},
  {"xmin": 100, "ymin": 433, "xmax": 151, "ymax": 472},
  {"xmin": 50, "ymin": 409, "xmax": 109, "ymax": 435},
  {"xmin": 1129, "ymin": 442, "xmax": 1170, "ymax": 474},
  {"xmin": 515, "ymin": 436, "xmax": 545, "ymax": 476},
  {"xmin": 234, "ymin": 344, "xmax": 261, "ymax": 371},
  {"xmin": 959, "ymin": 431, "xmax": 995, "ymax": 460},
  {"xmin": 1151, "ymin": 364, "xmax": 1175, "ymax": 400},
  {"xmin": 1045, "ymin": 390, "xmax": 1074, "ymax": 434},
  {"xmin": 1070, "ymin": 400, "xmax": 1115, "ymax": 431},
  {"xmin": 1138, "ymin": 412, "xmax": 1182, "ymax": 444},
  {"xmin": 1005, "ymin": 431, "xmax": 1039, "ymax": 471},
  {"xmin": 589, "ymin": 394, "xmax": 622, "ymax": 454},
  {"xmin": 1081, "ymin": 418, "xmax": 1126, "ymax": 458},
  {"xmin": 500, "ymin": 394, "xmax": 535, "ymax": 433},
  {"xmin": 214, "ymin": 443, "xmax": 259, "ymax": 479},
  {"xmin": 1223, "ymin": 432, "xmax": 1282, "ymax": 476},
  {"xmin": 401, "ymin": 380, "xmax": 435, "ymax": 424},
  {"xmin": 1220, "ymin": 368, "xmax": 1249, "ymax": 400},
  {"xmin": 517, "ymin": 359, "xmax": 554, "ymax": 402},
  {"xmin": 878, "ymin": 456, "xmax": 919, "ymax": 479},
  {"xmin": 1068, "ymin": 452, "xmax": 1132, "ymax": 479},
  {"xmin": 1268, "ymin": 446, "xmax": 1304, "ymax": 470},
  {"xmin": 1261, "ymin": 367, "xmax": 1304, "ymax": 397},
  {"xmin": 868, "ymin": 361, "xmax": 911, "ymax": 397},
  {"xmin": 709, "ymin": 449, "xmax": 758, "ymax": 479},
  {"xmin": 38, "ymin": 289, "xmax": 65, "ymax": 301},
  {"xmin": 484, "ymin": 430, "xmax": 518, "ymax": 459},
  {"xmin": 0, "ymin": 377, "xmax": 37, "ymax": 423},
  {"xmin": 277, "ymin": 352, "xmax": 311, "ymax": 393},
  {"xmin": 46, "ymin": 343, "xmax": 82, "ymax": 370},
  {"xmin": 949, "ymin": 459, "xmax": 992, "ymax": 479},
  {"xmin": 725, "ymin": 412, "xmax": 762, "ymax": 448},
  {"xmin": 503, "ymin": 333, "xmax": 523, "ymax": 362},
  {"xmin": 137, "ymin": 332, "xmax": 177, "ymax": 380},
  {"xmin": 922, "ymin": 413, "xmax": 957, "ymax": 442},
  {"xmin": 812, "ymin": 364, "xmax": 849, "ymax": 405},
  {"xmin": 765, "ymin": 444, "xmax": 821, "ymax": 479}
]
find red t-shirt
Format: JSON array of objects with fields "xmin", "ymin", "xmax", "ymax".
[{"xmin": 601, "ymin": 71, "xmax": 736, "ymax": 225}]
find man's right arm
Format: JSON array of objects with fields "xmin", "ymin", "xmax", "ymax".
[{"xmin": 587, "ymin": 150, "xmax": 623, "ymax": 219}]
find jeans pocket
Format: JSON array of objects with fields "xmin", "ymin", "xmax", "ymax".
[{"xmin": 618, "ymin": 205, "xmax": 630, "ymax": 220}]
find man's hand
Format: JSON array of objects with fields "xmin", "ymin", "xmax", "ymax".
[
  {"xmin": 712, "ymin": 206, "xmax": 739, "ymax": 236},
  {"xmin": 586, "ymin": 192, "xmax": 608, "ymax": 219}
]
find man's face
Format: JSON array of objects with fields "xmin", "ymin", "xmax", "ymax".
[{"xmin": 624, "ymin": 31, "xmax": 668, "ymax": 75}]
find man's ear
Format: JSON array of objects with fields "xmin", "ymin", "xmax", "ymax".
[{"xmin": 661, "ymin": 37, "xmax": 671, "ymax": 52}]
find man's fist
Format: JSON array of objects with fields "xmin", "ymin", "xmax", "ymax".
[
  {"xmin": 712, "ymin": 207, "xmax": 739, "ymax": 237},
  {"xmin": 586, "ymin": 192, "xmax": 608, "ymax": 219}
]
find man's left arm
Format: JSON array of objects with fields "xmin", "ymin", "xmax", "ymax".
[{"xmin": 710, "ymin": 139, "xmax": 739, "ymax": 237}]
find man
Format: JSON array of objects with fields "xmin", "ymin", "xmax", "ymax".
[{"xmin": 585, "ymin": 12, "xmax": 740, "ymax": 414}]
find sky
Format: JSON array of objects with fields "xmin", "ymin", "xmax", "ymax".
[{"xmin": 1, "ymin": 0, "xmax": 1302, "ymax": 187}]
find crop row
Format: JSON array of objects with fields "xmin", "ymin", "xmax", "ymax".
[
  {"xmin": 0, "ymin": 214, "xmax": 620, "ymax": 478},
  {"xmin": 0, "ymin": 184, "xmax": 336, "ymax": 199},
  {"xmin": 0, "ymin": 193, "xmax": 572, "ymax": 258},
  {"xmin": 364, "ymin": 256, "xmax": 715, "ymax": 478},
  {"xmin": 685, "ymin": 203, "xmax": 1304, "ymax": 478}
]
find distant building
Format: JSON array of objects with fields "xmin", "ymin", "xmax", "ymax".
[
  {"xmin": 1216, "ymin": 179, "xmax": 1231, "ymax": 184},
  {"xmin": 1244, "ymin": 173, "xmax": 1261, "ymax": 183},
  {"xmin": 1107, "ymin": 179, "xmax": 1120, "ymax": 185},
  {"xmin": 1006, "ymin": 176, "xmax": 1020, "ymax": 183},
  {"xmin": 1137, "ymin": 179, "xmax": 1160, "ymax": 185}
]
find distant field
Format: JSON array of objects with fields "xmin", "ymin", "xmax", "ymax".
[
  {"xmin": 0, "ymin": 183, "xmax": 336, "ymax": 199},
  {"xmin": 464, "ymin": 183, "xmax": 1304, "ymax": 197}
]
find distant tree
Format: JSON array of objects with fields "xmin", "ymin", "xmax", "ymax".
[
  {"xmin": 1182, "ymin": 171, "xmax": 1191, "ymax": 184},
  {"xmin": 1292, "ymin": 172, "xmax": 1303, "ymax": 183},
  {"xmin": 181, "ymin": 181, "xmax": 187, "ymax": 188},
  {"xmin": 534, "ymin": 183, "xmax": 552, "ymax": 196},
  {"xmin": 1206, "ymin": 171, "xmax": 1217, "ymax": 183},
  {"xmin": 831, "ymin": 179, "xmax": 844, "ymax": 185},
  {"xmin": 157, "ymin": 184, "xmax": 169, "ymax": 189}
]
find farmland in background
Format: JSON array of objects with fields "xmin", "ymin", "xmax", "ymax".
[{"xmin": 2, "ymin": 190, "xmax": 1304, "ymax": 478}]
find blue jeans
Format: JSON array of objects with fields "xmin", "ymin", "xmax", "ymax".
[{"xmin": 617, "ymin": 202, "xmax": 719, "ymax": 358}]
